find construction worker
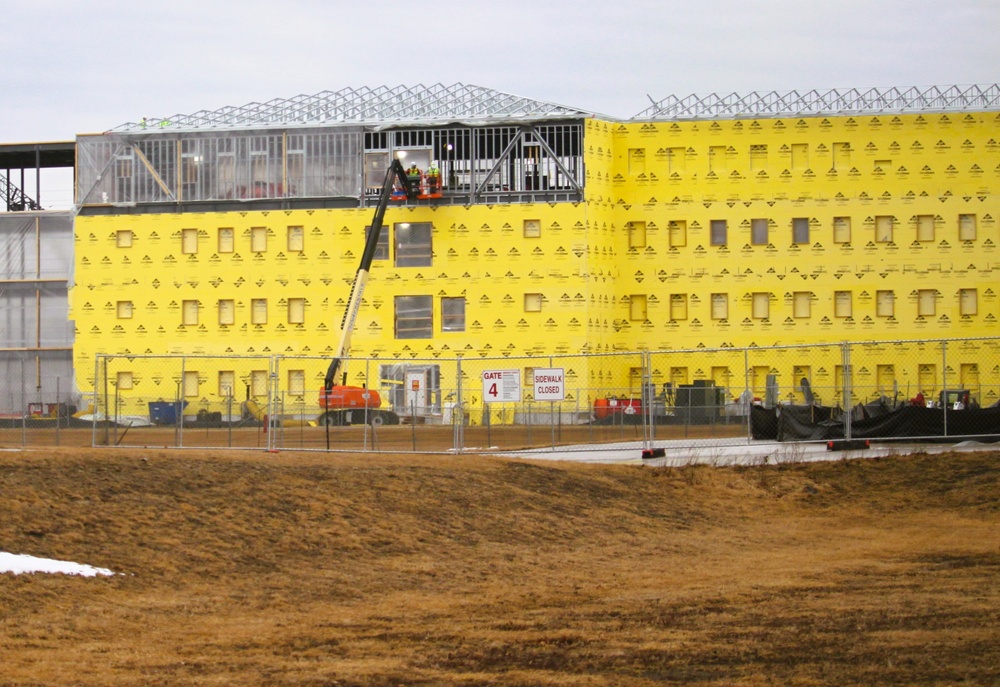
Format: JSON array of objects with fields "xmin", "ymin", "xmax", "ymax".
[
  {"xmin": 406, "ymin": 163, "xmax": 421, "ymax": 200},
  {"xmin": 426, "ymin": 160, "xmax": 441, "ymax": 196}
]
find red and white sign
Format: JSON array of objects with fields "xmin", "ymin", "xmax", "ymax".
[
  {"xmin": 532, "ymin": 368, "xmax": 565, "ymax": 401},
  {"xmin": 482, "ymin": 369, "xmax": 521, "ymax": 403}
]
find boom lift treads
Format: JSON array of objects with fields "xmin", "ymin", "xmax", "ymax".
[{"xmin": 318, "ymin": 159, "xmax": 413, "ymax": 426}]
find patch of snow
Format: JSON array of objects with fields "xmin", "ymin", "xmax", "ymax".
[{"xmin": 0, "ymin": 551, "xmax": 117, "ymax": 577}]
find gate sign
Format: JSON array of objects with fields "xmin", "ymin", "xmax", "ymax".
[
  {"xmin": 482, "ymin": 369, "xmax": 521, "ymax": 403},
  {"xmin": 533, "ymin": 368, "xmax": 565, "ymax": 401}
]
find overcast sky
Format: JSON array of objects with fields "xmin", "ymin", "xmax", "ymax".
[{"xmin": 3, "ymin": 0, "xmax": 998, "ymax": 205}]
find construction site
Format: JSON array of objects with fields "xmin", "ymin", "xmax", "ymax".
[{"xmin": 1, "ymin": 83, "xmax": 999, "ymax": 451}]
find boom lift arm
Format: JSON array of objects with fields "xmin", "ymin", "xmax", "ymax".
[{"xmin": 323, "ymin": 158, "xmax": 411, "ymax": 392}]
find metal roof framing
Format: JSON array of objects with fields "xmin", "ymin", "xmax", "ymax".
[
  {"xmin": 634, "ymin": 84, "xmax": 1000, "ymax": 120},
  {"xmin": 112, "ymin": 83, "xmax": 592, "ymax": 133}
]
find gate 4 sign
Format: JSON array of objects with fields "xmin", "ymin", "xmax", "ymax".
[
  {"xmin": 482, "ymin": 369, "xmax": 521, "ymax": 403},
  {"xmin": 533, "ymin": 368, "xmax": 565, "ymax": 401}
]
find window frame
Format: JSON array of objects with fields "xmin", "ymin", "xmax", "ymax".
[
  {"xmin": 395, "ymin": 294, "xmax": 433, "ymax": 339},
  {"xmin": 709, "ymin": 219, "xmax": 727, "ymax": 247},
  {"xmin": 441, "ymin": 296, "xmax": 466, "ymax": 332},
  {"xmin": 394, "ymin": 222, "xmax": 433, "ymax": 267}
]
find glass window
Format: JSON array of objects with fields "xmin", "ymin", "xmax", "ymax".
[
  {"xmin": 751, "ymin": 218, "xmax": 768, "ymax": 245},
  {"xmin": 710, "ymin": 219, "xmax": 727, "ymax": 246},
  {"xmin": 630, "ymin": 294, "xmax": 647, "ymax": 321},
  {"xmin": 959, "ymin": 214, "xmax": 977, "ymax": 241},
  {"xmin": 394, "ymin": 222, "xmax": 432, "ymax": 267},
  {"xmin": 441, "ymin": 297, "xmax": 466, "ymax": 332},
  {"xmin": 395, "ymin": 295, "xmax": 432, "ymax": 338},
  {"xmin": 792, "ymin": 217, "xmax": 809, "ymax": 245}
]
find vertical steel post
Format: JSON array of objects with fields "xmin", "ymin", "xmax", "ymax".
[
  {"xmin": 942, "ymin": 340, "xmax": 949, "ymax": 437},
  {"xmin": 842, "ymin": 342, "xmax": 852, "ymax": 441}
]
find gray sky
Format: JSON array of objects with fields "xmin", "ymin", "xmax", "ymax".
[{"xmin": 3, "ymin": 0, "xmax": 999, "ymax": 206}]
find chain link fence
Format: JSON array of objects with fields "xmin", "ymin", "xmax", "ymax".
[{"xmin": 2, "ymin": 337, "xmax": 998, "ymax": 453}]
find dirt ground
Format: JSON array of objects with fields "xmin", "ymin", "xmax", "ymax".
[{"xmin": 1, "ymin": 446, "xmax": 998, "ymax": 686}]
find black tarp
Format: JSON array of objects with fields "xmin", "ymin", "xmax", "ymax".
[{"xmin": 751, "ymin": 403, "xmax": 1000, "ymax": 442}]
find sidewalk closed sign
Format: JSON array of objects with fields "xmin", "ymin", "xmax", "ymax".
[
  {"xmin": 533, "ymin": 368, "xmax": 565, "ymax": 401},
  {"xmin": 482, "ymin": 369, "xmax": 521, "ymax": 403}
]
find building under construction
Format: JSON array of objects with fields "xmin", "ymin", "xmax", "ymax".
[{"xmin": 2, "ymin": 83, "xmax": 999, "ymax": 422}]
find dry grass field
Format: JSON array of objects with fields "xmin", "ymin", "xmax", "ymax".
[{"xmin": 1, "ymin": 446, "xmax": 998, "ymax": 686}]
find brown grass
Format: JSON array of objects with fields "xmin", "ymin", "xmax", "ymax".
[{"xmin": 1, "ymin": 447, "xmax": 998, "ymax": 686}]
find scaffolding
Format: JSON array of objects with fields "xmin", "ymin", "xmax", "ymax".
[
  {"xmin": 635, "ymin": 84, "xmax": 1000, "ymax": 120},
  {"xmin": 110, "ymin": 83, "xmax": 594, "ymax": 133}
]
